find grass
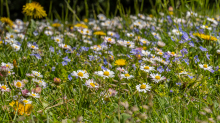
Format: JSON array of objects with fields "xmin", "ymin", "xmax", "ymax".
[{"xmin": 0, "ymin": 0, "xmax": 220, "ymax": 122}]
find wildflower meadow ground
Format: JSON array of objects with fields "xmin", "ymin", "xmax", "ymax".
[{"xmin": 0, "ymin": 0, "xmax": 220, "ymax": 122}]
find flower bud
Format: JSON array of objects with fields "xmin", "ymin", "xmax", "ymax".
[
  {"xmin": 157, "ymin": 41, "xmax": 165, "ymax": 47},
  {"xmin": 21, "ymin": 89, "xmax": 29, "ymax": 97},
  {"xmin": 0, "ymin": 66, "xmax": 9, "ymax": 77},
  {"xmin": 54, "ymin": 77, "xmax": 61, "ymax": 85}
]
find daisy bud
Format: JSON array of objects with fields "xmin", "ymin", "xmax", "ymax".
[
  {"xmin": 0, "ymin": 66, "xmax": 9, "ymax": 77},
  {"xmin": 157, "ymin": 41, "xmax": 165, "ymax": 47},
  {"xmin": 54, "ymin": 77, "xmax": 61, "ymax": 85},
  {"xmin": 35, "ymin": 87, "xmax": 42, "ymax": 93},
  {"xmin": 32, "ymin": 87, "xmax": 42, "ymax": 93},
  {"xmin": 168, "ymin": 6, "xmax": 173, "ymax": 11},
  {"xmin": 21, "ymin": 89, "xmax": 29, "ymax": 97},
  {"xmin": 217, "ymin": 50, "xmax": 220, "ymax": 54}
]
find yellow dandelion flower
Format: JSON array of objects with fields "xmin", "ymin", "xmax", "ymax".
[
  {"xmin": 84, "ymin": 18, "xmax": 88, "ymax": 23},
  {"xmin": 22, "ymin": 2, "xmax": 47, "ymax": 19},
  {"xmin": 115, "ymin": 59, "xmax": 126, "ymax": 66},
  {"xmin": 93, "ymin": 31, "xmax": 106, "ymax": 36},
  {"xmin": 193, "ymin": 33, "xmax": 217, "ymax": 41},
  {"xmin": 9, "ymin": 101, "xmax": 33, "ymax": 115},
  {"xmin": 74, "ymin": 23, "xmax": 88, "ymax": 28},
  {"xmin": 0, "ymin": 17, "xmax": 14, "ymax": 27},
  {"xmin": 52, "ymin": 23, "xmax": 61, "ymax": 28}
]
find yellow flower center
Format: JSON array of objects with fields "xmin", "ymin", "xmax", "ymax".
[
  {"xmin": 155, "ymin": 76, "xmax": 161, "ymax": 80},
  {"xmin": 180, "ymin": 71, "xmax": 183, "ymax": 73},
  {"xmin": 130, "ymin": 34, "xmax": 132, "ymax": 37},
  {"xmin": 86, "ymin": 30, "xmax": 89, "ymax": 34},
  {"xmin": 56, "ymin": 39, "xmax": 60, "ymax": 42},
  {"xmin": 143, "ymin": 41, "xmax": 146, "ymax": 44},
  {"xmin": 203, "ymin": 64, "xmax": 208, "ymax": 68},
  {"xmin": 90, "ymin": 83, "xmax": 96, "ymax": 87},
  {"xmin": 171, "ymin": 52, "xmax": 175, "ymax": 55},
  {"xmin": 94, "ymin": 47, "xmax": 97, "ymax": 50},
  {"xmin": 97, "ymin": 45, "xmax": 101, "ymax": 48},
  {"xmin": 159, "ymin": 52, "xmax": 163, "ymax": 55},
  {"xmin": 32, "ymin": 94, "xmax": 36, "ymax": 97},
  {"xmin": 78, "ymin": 72, "xmax": 84, "ymax": 77},
  {"xmin": 6, "ymin": 65, "xmax": 9, "ymax": 68},
  {"xmin": 1, "ymin": 85, "xmax": 7, "ymax": 90},
  {"xmin": 8, "ymin": 71, "xmax": 10, "ymax": 74},
  {"xmin": 10, "ymin": 35, "xmax": 14, "ymax": 38},
  {"xmin": 144, "ymin": 66, "xmax": 150, "ymax": 70},
  {"xmin": 23, "ymin": 100, "xmax": 28, "ymax": 104},
  {"xmin": 140, "ymin": 84, "xmax": 146, "ymax": 89},
  {"xmin": 16, "ymin": 82, "xmax": 22, "ymax": 87},
  {"xmin": 125, "ymin": 73, "xmax": 130, "ymax": 77},
  {"xmin": 15, "ymin": 46, "xmax": 18, "ymax": 49},
  {"xmin": 39, "ymin": 80, "xmax": 42, "ymax": 83},
  {"xmin": 31, "ymin": 45, "xmax": 35, "ymax": 49},
  {"xmin": 64, "ymin": 45, "xmax": 67, "ymax": 48},
  {"xmin": 108, "ymin": 38, "xmax": 112, "ymax": 41},
  {"xmin": 127, "ymin": 42, "xmax": 130, "ymax": 44},
  {"xmin": 103, "ymin": 71, "xmax": 110, "ymax": 76}
]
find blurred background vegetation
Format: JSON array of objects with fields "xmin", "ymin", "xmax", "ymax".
[{"xmin": 0, "ymin": 0, "xmax": 219, "ymax": 21}]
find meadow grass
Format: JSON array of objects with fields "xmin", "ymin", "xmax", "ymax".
[{"xmin": 0, "ymin": 0, "xmax": 220, "ymax": 122}]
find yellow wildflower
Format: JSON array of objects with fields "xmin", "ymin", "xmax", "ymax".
[
  {"xmin": 193, "ymin": 33, "xmax": 217, "ymax": 41},
  {"xmin": 115, "ymin": 59, "xmax": 126, "ymax": 66},
  {"xmin": 93, "ymin": 31, "xmax": 106, "ymax": 36},
  {"xmin": 0, "ymin": 17, "xmax": 13, "ymax": 27},
  {"xmin": 22, "ymin": 2, "xmax": 47, "ymax": 19},
  {"xmin": 9, "ymin": 101, "xmax": 33, "ymax": 115}
]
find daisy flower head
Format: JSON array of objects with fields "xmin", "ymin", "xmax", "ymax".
[
  {"xmin": 28, "ymin": 92, "xmax": 40, "ymax": 98},
  {"xmin": 136, "ymin": 83, "xmax": 151, "ymax": 93},
  {"xmin": 54, "ymin": 36, "xmax": 63, "ymax": 44},
  {"xmin": 32, "ymin": 71, "xmax": 43, "ymax": 78},
  {"xmin": 27, "ymin": 43, "xmax": 38, "ymax": 50},
  {"xmin": 14, "ymin": 80, "xmax": 25, "ymax": 89},
  {"xmin": 157, "ymin": 51, "xmax": 164, "ymax": 56},
  {"xmin": 104, "ymin": 37, "xmax": 116, "ymax": 44},
  {"xmin": 121, "ymin": 72, "xmax": 134, "ymax": 79},
  {"xmin": 199, "ymin": 64, "xmax": 213, "ymax": 71},
  {"xmin": 11, "ymin": 44, "xmax": 21, "ymax": 51},
  {"xmin": 59, "ymin": 43, "xmax": 72, "ymax": 50},
  {"xmin": 150, "ymin": 73, "xmax": 166, "ymax": 83},
  {"xmin": 140, "ymin": 38, "xmax": 150, "ymax": 44},
  {"xmin": 71, "ymin": 70, "xmax": 89, "ymax": 80},
  {"xmin": 32, "ymin": 79, "xmax": 47, "ymax": 88},
  {"xmin": 142, "ymin": 50, "xmax": 151, "ymax": 56},
  {"xmin": 0, "ymin": 84, "xmax": 10, "ymax": 92},
  {"xmin": 20, "ymin": 98, "xmax": 32, "ymax": 105},
  {"xmin": 140, "ymin": 65, "xmax": 155, "ymax": 73},
  {"xmin": 1, "ymin": 62, "xmax": 14, "ymax": 70},
  {"xmin": 0, "ymin": 17, "xmax": 14, "ymax": 27},
  {"xmin": 127, "ymin": 33, "xmax": 134, "ymax": 37},
  {"xmin": 95, "ymin": 69, "xmax": 115, "ymax": 79},
  {"xmin": 179, "ymin": 71, "xmax": 188, "ymax": 75},
  {"xmin": 85, "ymin": 79, "xmax": 99, "ymax": 88}
]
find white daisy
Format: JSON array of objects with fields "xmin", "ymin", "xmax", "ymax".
[
  {"xmin": 14, "ymin": 80, "xmax": 25, "ymax": 89},
  {"xmin": 71, "ymin": 70, "xmax": 89, "ymax": 80},
  {"xmin": 1, "ymin": 62, "xmax": 14, "ymax": 69},
  {"xmin": 32, "ymin": 71, "xmax": 43, "ymax": 78},
  {"xmin": 94, "ymin": 69, "xmax": 115, "ymax": 79},
  {"xmin": 121, "ymin": 73, "xmax": 134, "ymax": 79},
  {"xmin": 136, "ymin": 83, "xmax": 151, "ymax": 93},
  {"xmin": 85, "ymin": 79, "xmax": 99, "ymax": 88},
  {"xmin": 199, "ymin": 64, "xmax": 213, "ymax": 71},
  {"xmin": 140, "ymin": 65, "xmax": 155, "ymax": 73},
  {"xmin": 54, "ymin": 36, "xmax": 63, "ymax": 44},
  {"xmin": 150, "ymin": 73, "xmax": 166, "ymax": 83},
  {"xmin": 142, "ymin": 50, "xmax": 151, "ymax": 56},
  {"xmin": 0, "ymin": 84, "xmax": 10, "ymax": 92},
  {"xmin": 20, "ymin": 98, "xmax": 32, "ymax": 105},
  {"xmin": 11, "ymin": 44, "xmax": 21, "ymax": 51},
  {"xmin": 28, "ymin": 92, "xmax": 40, "ymax": 98}
]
